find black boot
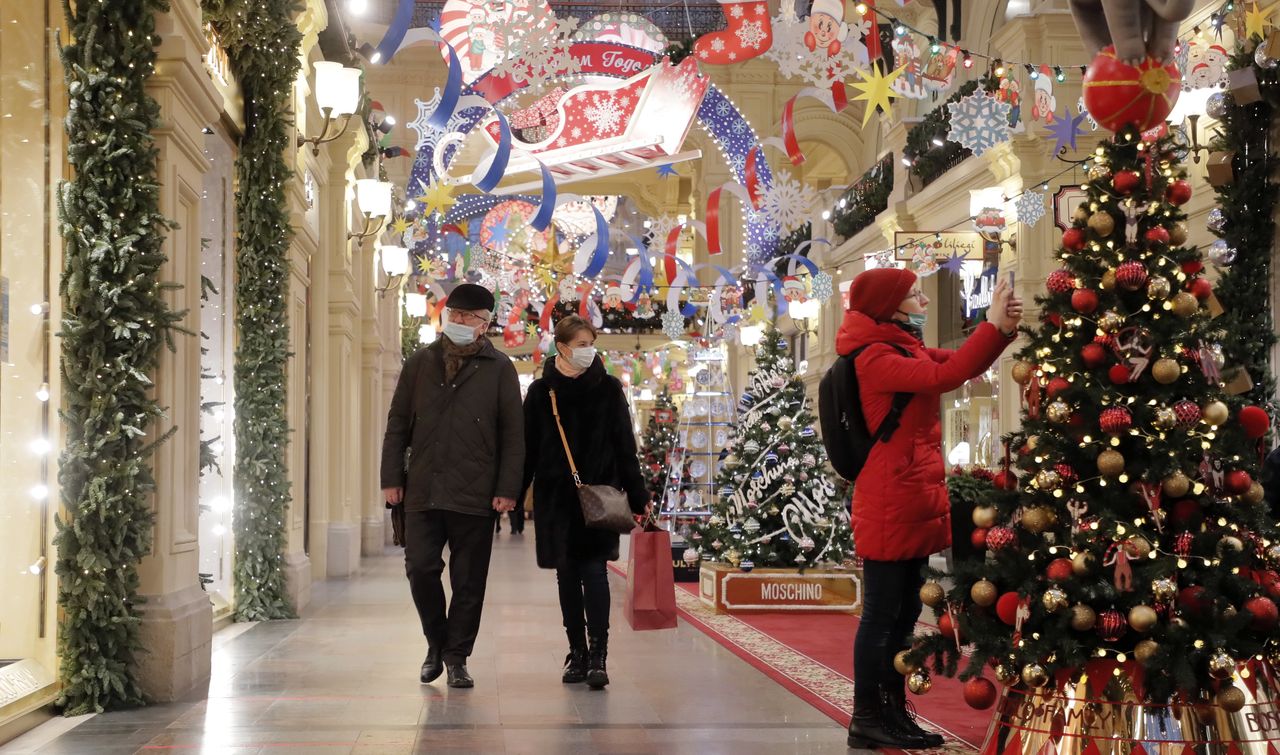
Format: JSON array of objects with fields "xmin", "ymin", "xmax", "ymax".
[
  {"xmin": 586, "ymin": 633, "xmax": 609, "ymax": 689},
  {"xmin": 446, "ymin": 663, "xmax": 474, "ymax": 688},
  {"xmin": 420, "ymin": 647, "xmax": 443, "ymax": 684},
  {"xmin": 562, "ymin": 646, "xmax": 588, "ymax": 684},
  {"xmin": 882, "ymin": 677, "xmax": 945, "ymax": 748},
  {"xmin": 846, "ymin": 694, "xmax": 930, "ymax": 750}
]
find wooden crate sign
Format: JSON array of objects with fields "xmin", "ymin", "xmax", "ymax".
[{"xmin": 698, "ymin": 562, "xmax": 862, "ymax": 614}]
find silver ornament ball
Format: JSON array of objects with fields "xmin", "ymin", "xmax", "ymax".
[
  {"xmin": 1257, "ymin": 38, "xmax": 1280, "ymax": 69},
  {"xmin": 1207, "ymin": 208, "xmax": 1227, "ymax": 234},
  {"xmin": 1207, "ymin": 91, "xmax": 1233, "ymax": 119},
  {"xmin": 1209, "ymin": 239, "xmax": 1238, "ymax": 266}
]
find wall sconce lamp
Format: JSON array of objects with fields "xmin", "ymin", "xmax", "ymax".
[
  {"xmin": 788, "ymin": 298, "xmax": 822, "ymax": 335},
  {"xmin": 350, "ymin": 178, "xmax": 393, "ymax": 241},
  {"xmin": 298, "ymin": 61, "xmax": 362, "ymax": 156},
  {"xmin": 1166, "ymin": 87, "xmax": 1216, "ymax": 163},
  {"xmin": 376, "ymin": 245, "xmax": 410, "ymax": 297}
]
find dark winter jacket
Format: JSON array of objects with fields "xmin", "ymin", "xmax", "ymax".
[
  {"xmin": 835, "ymin": 311, "xmax": 1013, "ymax": 561},
  {"xmin": 380, "ymin": 337, "xmax": 525, "ymax": 515},
  {"xmin": 521, "ymin": 357, "xmax": 648, "ymax": 569}
]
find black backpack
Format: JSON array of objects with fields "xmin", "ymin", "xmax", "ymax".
[{"xmin": 818, "ymin": 343, "xmax": 913, "ymax": 482}]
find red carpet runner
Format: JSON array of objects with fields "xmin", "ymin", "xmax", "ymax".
[{"xmin": 609, "ymin": 562, "xmax": 984, "ymax": 752}]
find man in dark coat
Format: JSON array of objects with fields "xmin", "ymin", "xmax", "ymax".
[{"xmin": 381, "ymin": 283, "xmax": 524, "ymax": 689}]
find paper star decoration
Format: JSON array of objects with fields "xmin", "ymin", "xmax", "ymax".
[
  {"xmin": 851, "ymin": 64, "xmax": 905, "ymax": 126},
  {"xmin": 418, "ymin": 181, "xmax": 456, "ymax": 218},
  {"xmin": 1045, "ymin": 106, "xmax": 1087, "ymax": 157},
  {"xmin": 656, "ymin": 164, "xmax": 680, "ymax": 177},
  {"xmin": 486, "ymin": 220, "xmax": 511, "ymax": 250},
  {"xmin": 1015, "ymin": 191, "xmax": 1047, "ymax": 228},
  {"xmin": 1247, "ymin": 2, "xmax": 1272, "ymax": 39},
  {"xmin": 941, "ymin": 251, "xmax": 967, "ymax": 275}
]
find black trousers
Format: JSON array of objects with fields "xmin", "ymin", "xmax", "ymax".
[
  {"xmin": 403, "ymin": 509, "xmax": 495, "ymax": 665},
  {"xmin": 853, "ymin": 557, "xmax": 928, "ymax": 703},
  {"xmin": 556, "ymin": 558, "xmax": 610, "ymax": 643}
]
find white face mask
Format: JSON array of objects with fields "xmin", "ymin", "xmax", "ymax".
[
  {"xmin": 564, "ymin": 346, "xmax": 596, "ymax": 370},
  {"xmin": 442, "ymin": 321, "xmax": 478, "ymax": 345}
]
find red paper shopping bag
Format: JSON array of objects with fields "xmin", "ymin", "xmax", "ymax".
[{"xmin": 623, "ymin": 526, "xmax": 678, "ymax": 630}]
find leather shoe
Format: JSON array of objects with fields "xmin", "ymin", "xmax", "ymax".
[
  {"xmin": 446, "ymin": 663, "xmax": 474, "ymax": 688},
  {"xmin": 420, "ymin": 648, "xmax": 443, "ymax": 684}
]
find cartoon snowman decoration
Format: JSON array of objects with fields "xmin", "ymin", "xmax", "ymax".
[{"xmin": 804, "ymin": 0, "xmax": 849, "ymax": 57}]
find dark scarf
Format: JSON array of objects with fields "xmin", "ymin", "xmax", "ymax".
[{"xmin": 442, "ymin": 336, "xmax": 486, "ymax": 382}]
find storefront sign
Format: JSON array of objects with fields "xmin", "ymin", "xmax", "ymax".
[
  {"xmin": 699, "ymin": 562, "xmax": 862, "ymax": 613},
  {"xmin": 472, "ymin": 42, "xmax": 660, "ymax": 103},
  {"xmin": 893, "ymin": 231, "xmax": 982, "ymax": 261},
  {"xmin": 0, "ymin": 659, "xmax": 55, "ymax": 708}
]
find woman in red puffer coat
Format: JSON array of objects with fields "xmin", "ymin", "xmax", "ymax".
[{"xmin": 838, "ymin": 267, "xmax": 1022, "ymax": 750}]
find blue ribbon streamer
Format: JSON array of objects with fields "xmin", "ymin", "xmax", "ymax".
[
  {"xmin": 528, "ymin": 161, "xmax": 557, "ymax": 232},
  {"xmin": 749, "ymin": 264, "xmax": 786, "ymax": 316},
  {"xmin": 770, "ymin": 253, "xmax": 820, "ymax": 277},
  {"xmin": 374, "ymin": 0, "xmax": 414, "ymax": 62},
  {"xmin": 628, "ymin": 237, "xmax": 655, "ymax": 303},
  {"xmin": 473, "ymin": 109, "xmax": 512, "ymax": 192},
  {"xmin": 666, "ymin": 257, "xmax": 701, "ymax": 317}
]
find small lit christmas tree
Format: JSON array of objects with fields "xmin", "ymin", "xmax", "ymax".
[
  {"xmin": 639, "ymin": 386, "xmax": 680, "ymax": 505},
  {"xmin": 690, "ymin": 325, "xmax": 851, "ymax": 569}
]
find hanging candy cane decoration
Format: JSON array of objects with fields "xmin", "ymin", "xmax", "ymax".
[
  {"xmin": 663, "ymin": 219, "xmax": 708, "ymax": 283},
  {"xmin": 577, "ymin": 280, "xmax": 603, "ymax": 328},
  {"xmin": 706, "ymin": 181, "xmax": 755, "ymax": 256},
  {"xmin": 771, "ymin": 82, "xmax": 850, "ymax": 166}
]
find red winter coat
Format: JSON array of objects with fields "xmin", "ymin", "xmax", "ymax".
[{"xmin": 835, "ymin": 312, "xmax": 1013, "ymax": 561}]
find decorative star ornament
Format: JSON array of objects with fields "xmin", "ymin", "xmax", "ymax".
[
  {"xmin": 391, "ymin": 217, "xmax": 412, "ymax": 235},
  {"xmin": 486, "ymin": 220, "xmax": 511, "ymax": 250},
  {"xmin": 941, "ymin": 251, "xmax": 967, "ymax": 275},
  {"xmin": 656, "ymin": 164, "xmax": 680, "ymax": 177},
  {"xmin": 851, "ymin": 63, "xmax": 905, "ymax": 127},
  {"xmin": 1246, "ymin": 2, "xmax": 1272, "ymax": 39},
  {"xmin": 1045, "ymin": 107, "xmax": 1087, "ymax": 157},
  {"xmin": 420, "ymin": 181, "xmax": 456, "ymax": 218}
]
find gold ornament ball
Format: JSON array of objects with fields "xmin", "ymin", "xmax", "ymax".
[
  {"xmin": 1088, "ymin": 163, "xmax": 1112, "ymax": 181},
  {"xmin": 1022, "ymin": 663, "xmax": 1050, "ymax": 688},
  {"xmin": 1042, "ymin": 587, "xmax": 1069, "ymax": 613},
  {"xmin": 1163, "ymin": 471, "xmax": 1191, "ymax": 497},
  {"xmin": 1171, "ymin": 292, "xmax": 1199, "ymax": 318},
  {"xmin": 1035, "ymin": 469, "xmax": 1062, "ymax": 490},
  {"xmin": 894, "ymin": 650, "xmax": 919, "ymax": 675},
  {"xmin": 1126, "ymin": 536, "xmax": 1152, "ymax": 559},
  {"xmin": 1153, "ymin": 407, "xmax": 1177, "ymax": 429},
  {"xmin": 972, "ymin": 506, "xmax": 998, "ymax": 529},
  {"xmin": 1135, "ymin": 639, "xmax": 1160, "ymax": 664},
  {"xmin": 1088, "ymin": 212, "xmax": 1116, "ymax": 237},
  {"xmin": 995, "ymin": 663, "xmax": 1019, "ymax": 685},
  {"xmin": 1022, "ymin": 507, "xmax": 1053, "ymax": 534},
  {"xmin": 1100, "ymin": 269, "xmax": 1117, "ymax": 291},
  {"xmin": 1070, "ymin": 604, "xmax": 1098, "ymax": 631},
  {"xmin": 1097, "ymin": 449, "xmax": 1126, "ymax": 477},
  {"xmin": 1146, "ymin": 276, "xmax": 1172, "ymax": 300},
  {"xmin": 1012, "ymin": 361, "xmax": 1035, "ymax": 385},
  {"xmin": 920, "ymin": 581, "xmax": 946, "ymax": 608},
  {"xmin": 726, "ymin": 548, "xmax": 741, "ymax": 566},
  {"xmin": 1218, "ymin": 686, "xmax": 1247, "ymax": 713},
  {"xmin": 971, "ymin": 579, "xmax": 999, "ymax": 607},
  {"xmin": 1128, "ymin": 605, "xmax": 1159, "ymax": 632},
  {"xmin": 1152, "ymin": 578, "xmax": 1177, "ymax": 602},
  {"xmin": 1152, "ymin": 358, "xmax": 1181, "ymax": 385},
  {"xmin": 1245, "ymin": 482, "xmax": 1266, "ymax": 505},
  {"xmin": 1027, "ymin": 434, "xmax": 1040, "ymax": 450},
  {"xmin": 907, "ymin": 670, "xmax": 933, "ymax": 695},
  {"xmin": 1098, "ymin": 310, "xmax": 1124, "ymax": 333},
  {"xmin": 1169, "ymin": 222, "xmax": 1189, "ymax": 246},
  {"xmin": 1209, "ymin": 651, "xmax": 1237, "ymax": 680},
  {"xmin": 1048, "ymin": 400, "xmax": 1072, "ymax": 423},
  {"xmin": 1072, "ymin": 552, "xmax": 1096, "ymax": 576},
  {"xmin": 1203, "ymin": 400, "xmax": 1230, "ymax": 426},
  {"xmin": 1223, "ymin": 605, "xmax": 1239, "ymax": 621}
]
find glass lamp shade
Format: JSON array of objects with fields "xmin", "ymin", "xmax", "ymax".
[
  {"xmin": 418, "ymin": 323, "xmax": 437, "ymax": 344},
  {"xmin": 355, "ymin": 179, "xmax": 393, "ymax": 220},
  {"xmin": 313, "ymin": 61, "xmax": 362, "ymax": 116},
  {"xmin": 788, "ymin": 298, "xmax": 820, "ymax": 320},
  {"xmin": 404, "ymin": 292, "xmax": 429, "ymax": 318},
  {"xmin": 739, "ymin": 324, "xmax": 764, "ymax": 346},
  {"xmin": 1166, "ymin": 86, "xmax": 1215, "ymax": 123},
  {"xmin": 380, "ymin": 245, "xmax": 410, "ymax": 277}
]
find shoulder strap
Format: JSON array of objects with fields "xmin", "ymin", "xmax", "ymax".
[
  {"xmin": 549, "ymin": 390, "xmax": 583, "ymax": 488},
  {"xmin": 850, "ymin": 343, "xmax": 914, "ymax": 442}
]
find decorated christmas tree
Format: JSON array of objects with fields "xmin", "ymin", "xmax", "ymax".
[
  {"xmin": 690, "ymin": 325, "xmax": 851, "ymax": 569},
  {"xmin": 904, "ymin": 128, "xmax": 1279, "ymax": 726},
  {"xmin": 639, "ymin": 386, "xmax": 680, "ymax": 505}
]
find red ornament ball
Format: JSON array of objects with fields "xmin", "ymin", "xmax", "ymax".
[
  {"xmin": 1098, "ymin": 608, "xmax": 1126, "ymax": 641},
  {"xmin": 986, "ymin": 527, "xmax": 1016, "ymax": 551},
  {"xmin": 1082, "ymin": 343, "xmax": 1108, "ymax": 369},
  {"xmin": 1109, "ymin": 364, "xmax": 1133, "ymax": 385},
  {"xmin": 1055, "ymin": 463, "xmax": 1078, "ymax": 483},
  {"xmin": 1082, "ymin": 47, "xmax": 1182, "ymax": 132},
  {"xmin": 1046, "ymin": 312, "xmax": 1064, "ymax": 328},
  {"xmin": 993, "ymin": 471, "xmax": 1018, "ymax": 491},
  {"xmin": 1170, "ymin": 499, "xmax": 1203, "ymax": 528},
  {"xmin": 1099, "ymin": 406, "xmax": 1133, "ymax": 434},
  {"xmin": 1116, "ymin": 260, "xmax": 1149, "ymax": 290},
  {"xmin": 1179, "ymin": 586, "xmax": 1209, "ymax": 617},
  {"xmin": 1145, "ymin": 225, "xmax": 1170, "ymax": 245},
  {"xmin": 1071, "ymin": 288, "xmax": 1100, "ymax": 314},
  {"xmin": 1245, "ymin": 596, "xmax": 1279, "ymax": 631},
  {"xmin": 1262, "ymin": 572, "xmax": 1280, "ymax": 601},
  {"xmin": 1174, "ymin": 400, "xmax": 1202, "ymax": 427},
  {"xmin": 1181, "ymin": 260, "xmax": 1204, "ymax": 276},
  {"xmin": 1175, "ymin": 532, "xmax": 1195, "ymax": 557},
  {"xmin": 1189, "ymin": 277, "xmax": 1213, "ymax": 300},
  {"xmin": 1113, "ymin": 170, "xmax": 1141, "ymax": 195},
  {"xmin": 971, "ymin": 527, "xmax": 990, "ymax": 550},
  {"xmin": 938, "ymin": 612, "xmax": 960, "ymax": 640},
  {"xmin": 1062, "ymin": 227, "xmax": 1086, "ymax": 252},
  {"xmin": 996, "ymin": 592, "xmax": 1022, "ymax": 626},
  {"xmin": 964, "ymin": 678, "xmax": 999, "ymax": 710},
  {"xmin": 1046, "ymin": 558, "xmax": 1075, "ymax": 582},
  {"xmin": 1047, "ymin": 377, "xmax": 1072, "ymax": 398},
  {"xmin": 1225, "ymin": 470, "xmax": 1254, "ymax": 495},
  {"xmin": 1239, "ymin": 406, "xmax": 1271, "ymax": 439},
  {"xmin": 1166, "ymin": 179, "xmax": 1193, "ymax": 206},
  {"xmin": 1047, "ymin": 269, "xmax": 1076, "ymax": 295}
]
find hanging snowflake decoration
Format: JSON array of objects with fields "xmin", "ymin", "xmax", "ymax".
[
  {"xmin": 811, "ymin": 271, "xmax": 834, "ymax": 301},
  {"xmin": 647, "ymin": 214, "xmax": 681, "ymax": 245},
  {"xmin": 761, "ymin": 173, "xmax": 819, "ymax": 234},
  {"xmin": 763, "ymin": 12, "xmax": 871, "ymax": 87},
  {"xmin": 946, "ymin": 90, "xmax": 1012, "ymax": 157},
  {"xmin": 662, "ymin": 310, "xmax": 686, "ymax": 340},
  {"xmin": 1014, "ymin": 191, "xmax": 1047, "ymax": 228},
  {"xmin": 409, "ymin": 89, "xmax": 482, "ymax": 179},
  {"xmin": 491, "ymin": 17, "xmax": 582, "ymax": 91}
]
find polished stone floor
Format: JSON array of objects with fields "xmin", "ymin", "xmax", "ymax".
[{"xmin": 5, "ymin": 528, "xmax": 852, "ymax": 754}]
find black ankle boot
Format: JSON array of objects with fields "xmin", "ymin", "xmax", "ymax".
[
  {"xmin": 562, "ymin": 645, "xmax": 588, "ymax": 684},
  {"xmin": 846, "ymin": 695, "xmax": 930, "ymax": 750},
  {"xmin": 586, "ymin": 633, "xmax": 609, "ymax": 689},
  {"xmin": 881, "ymin": 678, "xmax": 945, "ymax": 748}
]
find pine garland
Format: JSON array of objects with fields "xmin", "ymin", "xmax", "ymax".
[
  {"xmin": 204, "ymin": 0, "xmax": 302, "ymax": 620},
  {"xmin": 55, "ymin": 0, "xmax": 182, "ymax": 714}
]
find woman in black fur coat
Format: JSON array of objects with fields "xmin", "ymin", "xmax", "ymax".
[{"xmin": 520, "ymin": 315, "xmax": 648, "ymax": 689}]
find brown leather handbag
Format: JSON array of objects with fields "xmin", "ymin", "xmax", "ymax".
[{"xmin": 549, "ymin": 390, "xmax": 637, "ymax": 534}]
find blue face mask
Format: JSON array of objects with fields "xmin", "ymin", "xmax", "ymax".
[
  {"xmin": 898, "ymin": 311, "xmax": 927, "ymax": 330},
  {"xmin": 442, "ymin": 321, "xmax": 478, "ymax": 345}
]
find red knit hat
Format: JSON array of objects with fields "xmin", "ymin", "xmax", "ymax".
[{"xmin": 846, "ymin": 268, "xmax": 917, "ymax": 321}]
